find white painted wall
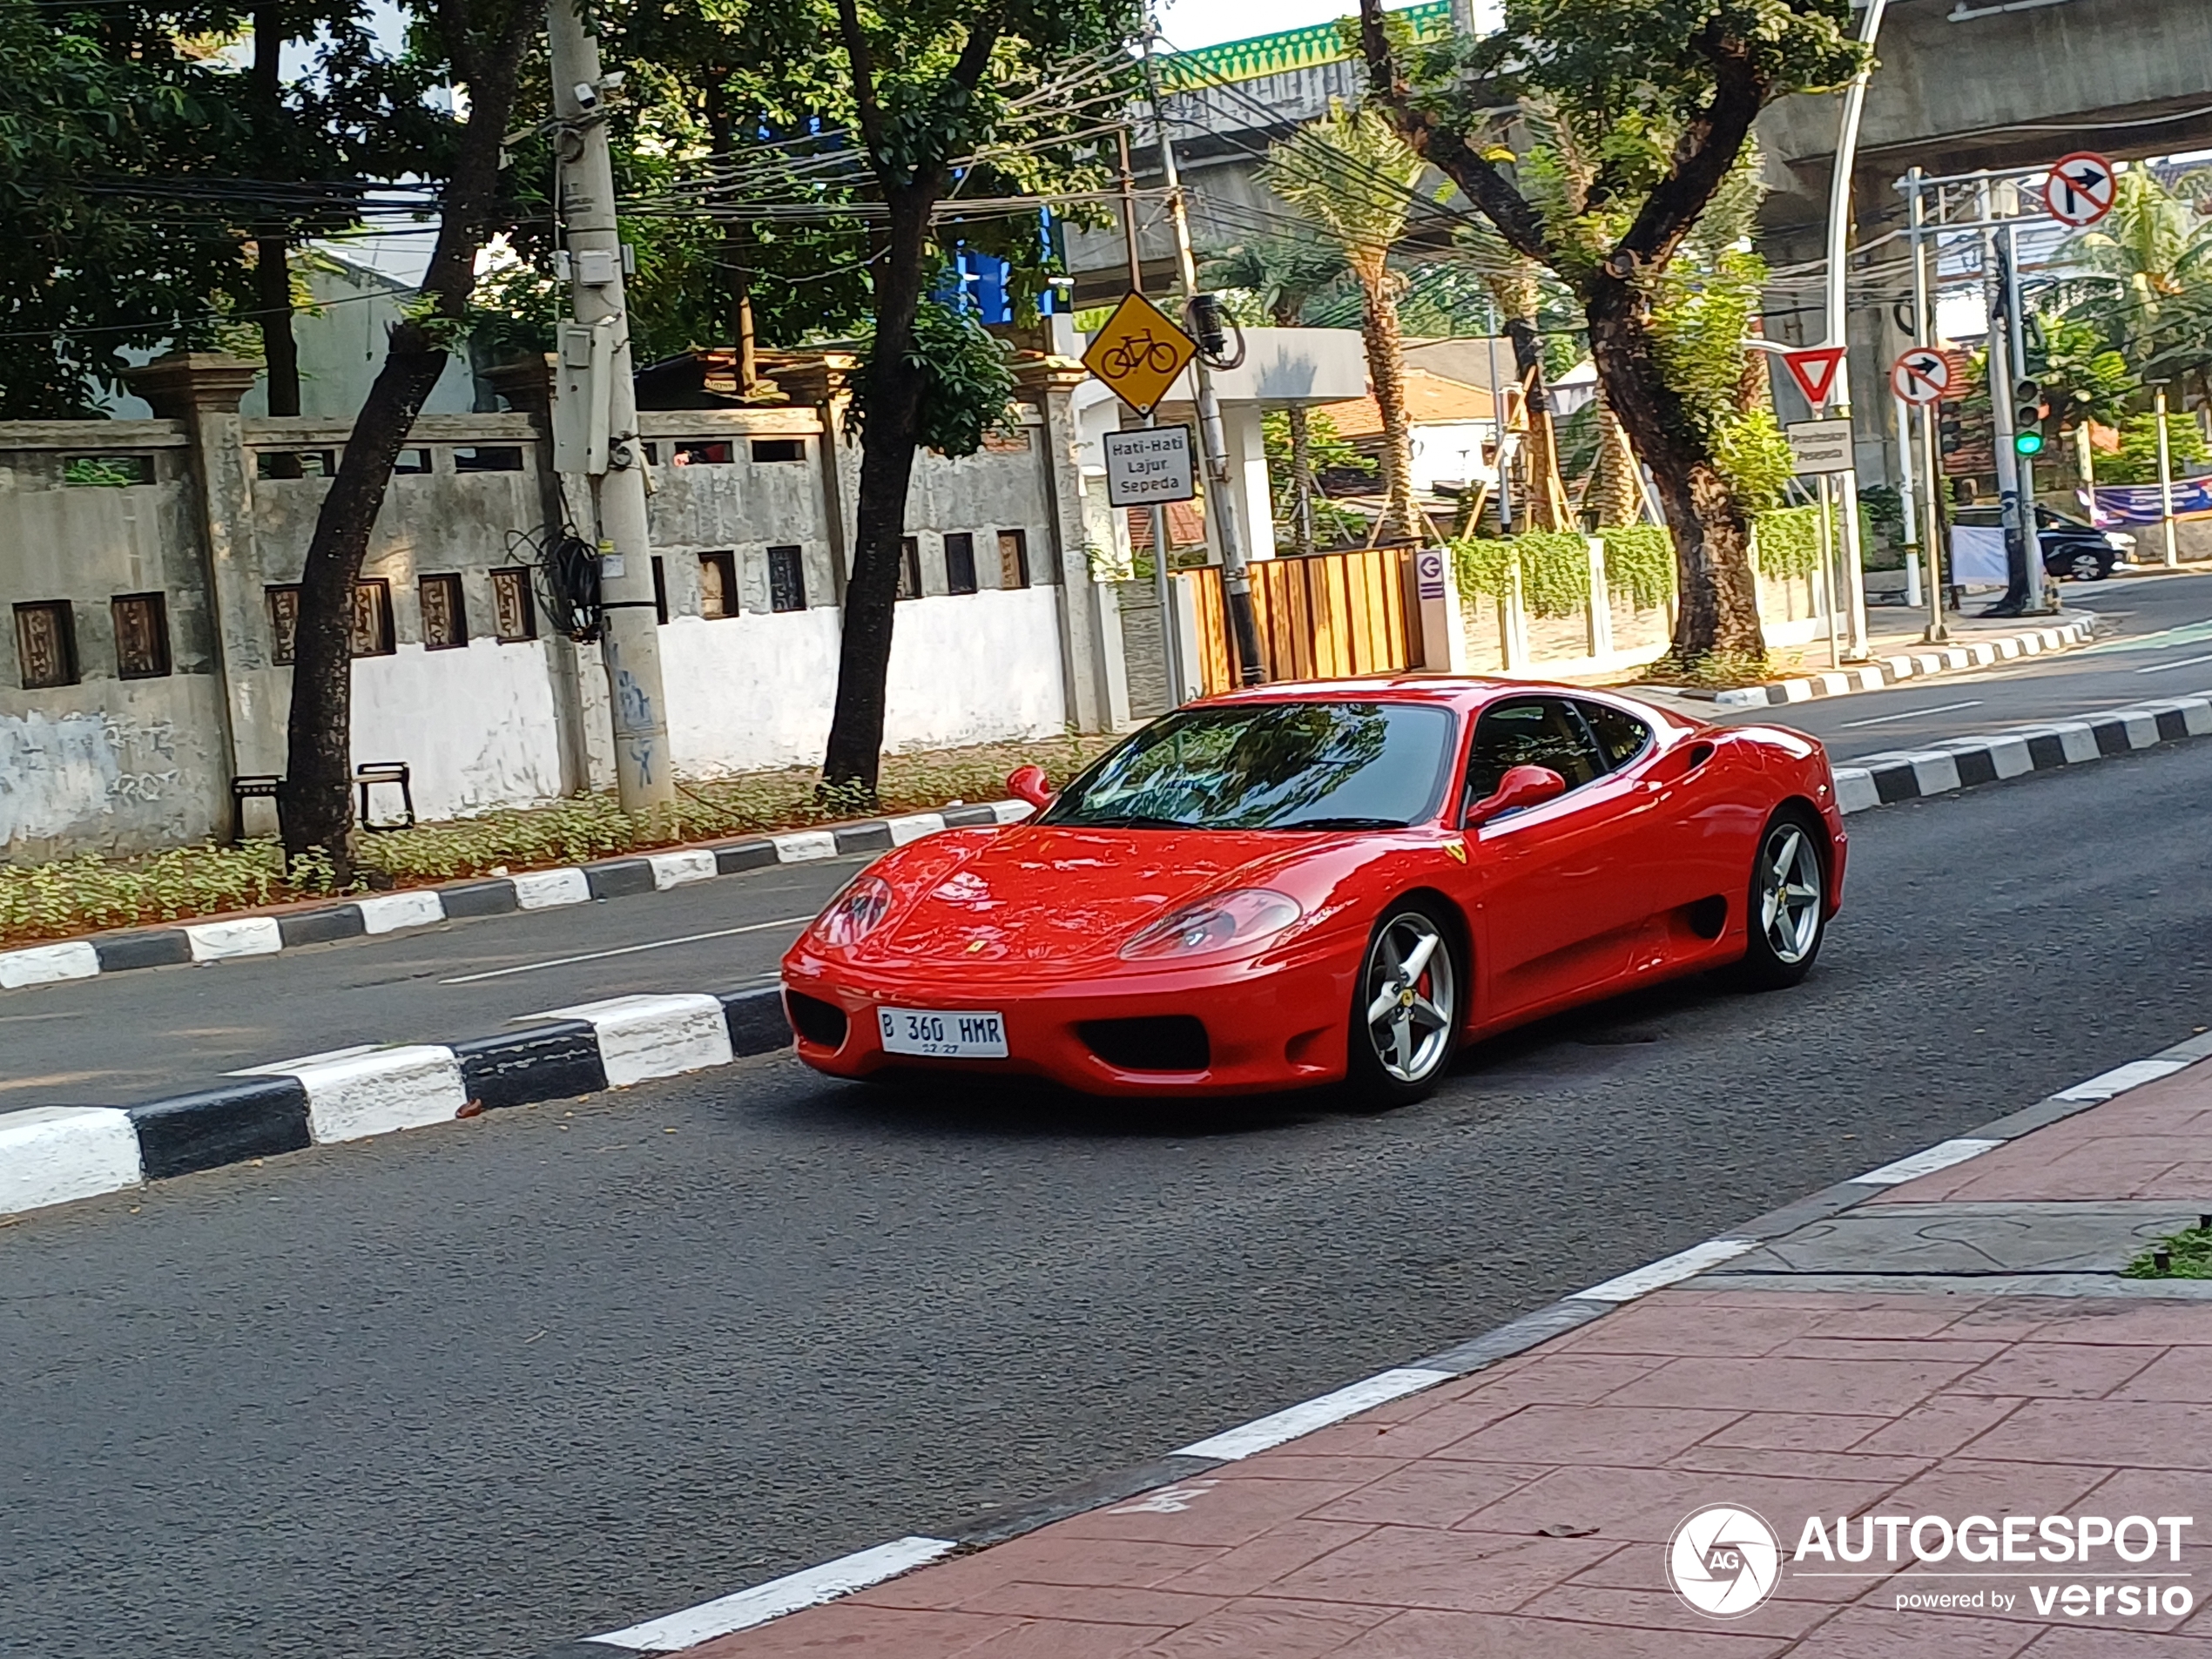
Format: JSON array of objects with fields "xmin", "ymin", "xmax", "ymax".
[
  {"xmin": 0, "ymin": 682, "xmax": 230, "ymax": 855},
  {"xmin": 656, "ymin": 588, "xmax": 1069, "ymax": 778},
  {"xmin": 1407, "ymin": 420, "xmax": 1496, "ymax": 495},
  {"xmin": 350, "ymin": 639, "xmax": 568, "ymax": 820}
]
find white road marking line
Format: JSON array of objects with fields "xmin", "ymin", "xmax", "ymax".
[
  {"xmin": 1854, "ymin": 1137, "xmax": 2002, "ymax": 1185},
  {"xmin": 1838, "ymin": 699, "xmax": 1983, "ymax": 729},
  {"xmin": 439, "ymin": 915, "xmax": 815, "ymax": 984},
  {"xmin": 1571, "ymin": 1238, "xmax": 1757, "ymax": 1303},
  {"xmin": 588, "ymin": 1536, "xmax": 958, "ymax": 1652},
  {"xmin": 1171, "ymin": 1367, "xmax": 1455, "ymax": 1461},
  {"xmin": 2134, "ymin": 651, "xmax": 2212, "ymax": 674}
]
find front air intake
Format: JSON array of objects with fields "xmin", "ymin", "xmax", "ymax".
[
  {"xmin": 1078, "ymin": 1015, "xmax": 1210, "ymax": 1072},
  {"xmin": 785, "ymin": 990, "xmax": 849, "ymax": 1049}
]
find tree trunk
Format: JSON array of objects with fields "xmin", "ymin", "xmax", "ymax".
[
  {"xmin": 1287, "ymin": 403, "xmax": 1315, "ymax": 554},
  {"xmin": 821, "ymin": 189, "xmax": 935, "ymax": 798},
  {"xmin": 1588, "ymin": 381, "xmax": 1641, "ymax": 529},
  {"xmin": 278, "ymin": 5, "xmax": 531, "ymax": 873},
  {"xmin": 251, "ymin": 6, "xmax": 300, "ymax": 462},
  {"xmin": 1359, "ymin": 268, "xmax": 1420, "ymax": 543},
  {"xmin": 1503, "ymin": 314, "xmax": 1569, "ymax": 531},
  {"xmin": 1586, "ymin": 292, "xmax": 1764, "ymax": 663}
]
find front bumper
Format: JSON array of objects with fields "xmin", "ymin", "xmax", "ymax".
[{"xmin": 780, "ymin": 939, "xmax": 1358, "ymax": 1097}]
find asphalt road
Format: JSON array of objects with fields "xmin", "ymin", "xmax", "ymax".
[
  {"xmin": 1706, "ymin": 567, "xmax": 2212, "ymax": 759},
  {"xmin": 3, "ymin": 734, "xmax": 2211, "ymax": 1659},
  {"xmin": 5, "ymin": 567, "xmax": 2210, "ymax": 1117}
]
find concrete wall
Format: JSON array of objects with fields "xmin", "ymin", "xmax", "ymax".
[{"xmin": 0, "ymin": 357, "xmax": 1110, "ymax": 860}]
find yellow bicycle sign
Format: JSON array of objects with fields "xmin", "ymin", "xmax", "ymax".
[{"xmin": 1082, "ymin": 292, "xmax": 1198, "ymax": 416}]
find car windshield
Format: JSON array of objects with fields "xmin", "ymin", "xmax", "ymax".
[{"xmin": 1040, "ymin": 701, "xmax": 1456, "ymax": 832}]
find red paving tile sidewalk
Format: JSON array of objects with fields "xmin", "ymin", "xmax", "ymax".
[{"xmin": 664, "ymin": 1059, "xmax": 2212, "ymax": 1658}]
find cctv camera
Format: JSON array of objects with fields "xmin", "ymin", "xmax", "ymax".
[{"xmin": 572, "ymin": 81, "xmax": 598, "ymax": 111}]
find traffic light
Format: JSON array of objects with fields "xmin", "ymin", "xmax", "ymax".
[{"xmin": 2013, "ymin": 379, "xmax": 2047, "ymax": 455}]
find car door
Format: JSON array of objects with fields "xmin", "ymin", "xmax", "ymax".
[
  {"xmin": 1464, "ymin": 696, "xmax": 1650, "ymax": 1022},
  {"xmin": 1578, "ymin": 697, "xmax": 1762, "ymax": 969}
]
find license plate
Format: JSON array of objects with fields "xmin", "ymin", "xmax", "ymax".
[{"xmin": 877, "ymin": 1007, "xmax": 1008, "ymax": 1058}]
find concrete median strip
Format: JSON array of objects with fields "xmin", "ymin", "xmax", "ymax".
[
  {"xmin": 1710, "ymin": 617, "xmax": 2094, "ymax": 709},
  {"xmin": 0, "ymin": 986, "xmax": 792, "ymax": 1222}
]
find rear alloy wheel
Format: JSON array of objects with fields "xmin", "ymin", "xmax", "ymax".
[
  {"xmin": 1737, "ymin": 809, "xmax": 1827, "ymax": 990},
  {"xmin": 1345, "ymin": 901, "xmax": 1460, "ymax": 1110}
]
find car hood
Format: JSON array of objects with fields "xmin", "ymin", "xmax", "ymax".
[{"xmin": 850, "ymin": 824, "xmax": 1330, "ymax": 968}]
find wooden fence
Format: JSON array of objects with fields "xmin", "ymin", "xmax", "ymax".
[{"xmin": 1184, "ymin": 545, "xmax": 1421, "ymax": 695}]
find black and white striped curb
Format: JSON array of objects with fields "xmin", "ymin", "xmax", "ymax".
[
  {"xmin": 545, "ymin": 1025, "xmax": 2212, "ymax": 1657},
  {"xmin": 0, "ymin": 801, "xmax": 1032, "ymax": 993},
  {"xmin": 0, "ymin": 988, "xmax": 793, "ymax": 1223},
  {"xmin": 1827, "ymin": 691, "xmax": 2212, "ymax": 811},
  {"xmin": 1709, "ymin": 617, "xmax": 2094, "ymax": 710}
]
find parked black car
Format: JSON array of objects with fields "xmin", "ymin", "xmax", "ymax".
[{"xmin": 1952, "ymin": 506, "xmax": 2136, "ymax": 582}]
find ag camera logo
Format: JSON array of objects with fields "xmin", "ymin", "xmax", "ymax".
[{"xmin": 1669, "ymin": 1505, "xmax": 1782, "ymax": 1618}]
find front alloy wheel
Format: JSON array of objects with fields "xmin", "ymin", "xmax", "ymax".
[
  {"xmin": 1738, "ymin": 811, "xmax": 1826, "ymax": 989},
  {"xmin": 1346, "ymin": 902, "xmax": 1460, "ymax": 1109},
  {"xmin": 2067, "ymin": 550, "xmax": 2107, "ymax": 582}
]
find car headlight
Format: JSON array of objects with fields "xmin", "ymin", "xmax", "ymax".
[
  {"xmin": 812, "ymin": 874, "xmax": 894, "ymax": 946},
  {"xmin": 1120, "ymin": 887, "xmax": 1303, "ymax": 961}
]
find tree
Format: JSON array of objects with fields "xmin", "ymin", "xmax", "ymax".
[
  {"xmin": 0, "ymin": 3, "xmax": 245, "ymax": 415},
  {"xmin": 1453, "ymin": 219, "xmax": 1573, "ymax": 529},
  {"xmin": 279, "ymin": 0, "xmax": 541, "ymax": 869},
  {"xmin": 2061, "ymin": 165, "xmax": 2212, "ymax": 401},
  {"xmin": 1205, "ymin": 233, "xmax": 1346, "ymax": 551},
  {"xmin": 1263, "ymin": 105, "xmax": 1425, "ymax": 543},
  {"xmin": 814, "ymin": 0, "xmax": 1140, "ymax": 798},
  {"xmin": 1358, "ymin": 0, "xmax": 1863, "ymax": 668}
]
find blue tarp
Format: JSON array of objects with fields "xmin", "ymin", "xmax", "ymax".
[{"xmin": 2085, "ymin": 482, "xmax": 2212, "ymax": 524}]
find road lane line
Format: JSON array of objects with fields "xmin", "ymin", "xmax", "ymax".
[
  {"xmin": 439, "ymin": 915, "xmax": 815, "ymax": 984},
  {"xmin": 1838, "ymin": 698, "xmax": 1983, "ymax": 729},
  {"xmin": 2134, "ymin": 651, "xmax": 2212, "ymax": 674}
]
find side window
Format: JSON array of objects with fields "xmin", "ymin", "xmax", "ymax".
[
  {"xmin": 1577, "ymin": 700, "xmax": 1653, "ymax": 772},
  {"xmin": 1462, "ymin": 697, "xmax": 1605, "ymax": 811}
]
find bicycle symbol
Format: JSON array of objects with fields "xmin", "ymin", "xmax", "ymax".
[{"xmin": 1099, "ymin": 329, "xmax": 1183, "ymax": 381}]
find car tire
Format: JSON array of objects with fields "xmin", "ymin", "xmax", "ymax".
[
  {"xmin": 1344, "ymin": 899, "xmax": 1462, "ymax": 1111},
  {"xmin": 1734, "ymin": 806, "xmax": 1830, "ymax": 992},
  {"xmin": 2066, "ymin": 550, "xmax": 2107, "ymax": 582}
]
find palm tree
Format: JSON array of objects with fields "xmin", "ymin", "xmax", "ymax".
[
  {"xmin": 1263, "ymin": 105, "xmax": 1425, "ymax": 543},
  {"xmin": 1454, "ymin": 218, "xmax": 1575, "ymax": 531},
  {"xmin": 1205, "ymin": 233, "xmax": 1348, "ymax": 552},
  {"xmin": 2062, "ymin": 166, "xmax": 2212, "ymax": 397}
]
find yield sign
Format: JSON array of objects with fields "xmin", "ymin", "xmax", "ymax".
[
  {"xmin": 1782, "ymin": 346, "xmax": 1848, "ymax": 409},
  {"xmin": 2043, "ymin": 152, "xmax": 2116, "ymax": 227},
  {"xmin": 1889, "ymin": 347, "xmax": 1952, "ymax": 406}
]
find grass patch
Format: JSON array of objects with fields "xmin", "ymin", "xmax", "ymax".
[
  {"xmin": 0, "ymin": 733, "xmax": 1119, "ymax": 949},
  {"xmin": 2121, "ymin": 1222, "xmax": 2212, "ymax": 1280}
]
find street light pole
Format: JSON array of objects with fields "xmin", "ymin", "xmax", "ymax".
[
  {"xmin": 1143, "ymin": 39, "xmax": 1264, "ymax": 686},
  {"xmin": 547, "ymin": 0, "xmax": 675, "ymax": 810},
  {"xmin": 1820, "ymin": 0, "xmax": 1887, "ymax": 661},
  {"xmin": 1905, "ymin": 165, "xmax": 1948, "ymax": 642}
]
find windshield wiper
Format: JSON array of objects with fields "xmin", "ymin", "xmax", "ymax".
[
  {"xmin": 1272, "ymin": 816, "xmax": 1406, "ymax": 832},
  {"xmin": 1061, "ymin": 812, "xmax": 1193, "ymax": 829}
]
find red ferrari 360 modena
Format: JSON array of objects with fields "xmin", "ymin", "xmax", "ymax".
[{"xmin": 781, "ymin": 679, "xmax": 1844, "ymax": 1108}]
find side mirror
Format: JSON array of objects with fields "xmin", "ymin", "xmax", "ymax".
[
  {"xmin": 1006, "ymin": 765, "xmax": 1054, "ymax": 811},
  {"xmin": 1466, "ymin": 764, "xmax": 1566, "ymax": 827}
]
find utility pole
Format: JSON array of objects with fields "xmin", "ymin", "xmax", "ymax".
[
  {"xmin": 1117, "ymin": 124, "xmax": 1184, "ymax": 705},
  {"xmin": 548, "ymin": 0, "xmax": 675, "ymax": 810},
  {"xmin": 1143, "ymin": 40, "xmax": 1264, "ymax": 686}
]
